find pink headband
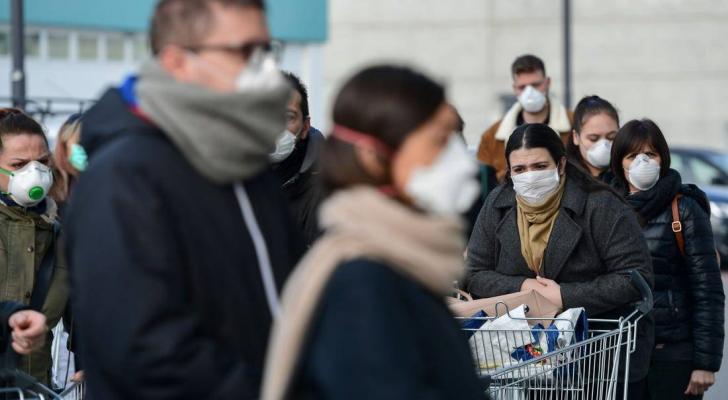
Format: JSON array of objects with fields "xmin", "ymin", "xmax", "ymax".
[{"xmin": 331, "ymin": 124, "xmax": 395, "ymax": 159}]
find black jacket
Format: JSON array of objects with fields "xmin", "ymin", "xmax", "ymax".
[
  {"xmin": 66, "ymin": 89, "xmax": 303, "ymax": 399},
  {"xmin": 274, "ymin": 128, "xmax": 325, "ymax": 247},
  {"xmin": 626, "ymin": 172, "xmax": 725, "ymax": 371},
  {"xmin": 290, "ymin": 258, "xmax": 487, "ymax": 399}
]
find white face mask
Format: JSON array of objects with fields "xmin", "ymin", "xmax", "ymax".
[
  {"xmin": 0, "ymin": 161, "xmax": 54, "ymax": 207},
  {"xmin": 585, "ymin": 138, "xmax": 612, "ymax": 168},
  {"xmin": 236, "ymin": 48, "xmax": 286, "ymax": 92},
  {"xmin": 189, "ymin": 46, "xmax": 287, "ymax": 93},
  {"xmin": 628, "ymin": 153, "xmax": 660, "ymax": 191},
  {"xmin": 269, "ymin": 130, "xmax": 297, "ymax": 162},
  {"xmin": 405, "ymin": 135, "xmax": 480, "ymax": 216},
  {"xmin": 511, "ymin": 168, "xmax": 560, "ymax": 204},
  {"xmin": 518, "ymin": 85, "xmax": 547, "ymax": 113}
]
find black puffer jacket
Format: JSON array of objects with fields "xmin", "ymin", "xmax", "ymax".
[{"xmin": 625, "ymin": 170, "xmax": 725, "ymax": 372}]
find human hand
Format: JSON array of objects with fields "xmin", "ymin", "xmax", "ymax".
[
  {"xmin": 71, "ymin": 370, "xmax": 85, "ymax": 382},
  {"xmin": 685, "ymin": 370, "xmax": 715, "ymax": 395},
  {"xmin": 520, "ymin": 278, "xmax": 546, "ymax": 292},
  {"xmin": 534, "ymin": 276, "xmax": 563, "ymax": 308},
  {"xmin": 8, "ymin": 310, "xmax": 47, "ymax": 354}
]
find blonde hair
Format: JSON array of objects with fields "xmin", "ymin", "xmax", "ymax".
[{"xmin": 51, "ymin": 115, "xmax": 82, "ymax": 203}]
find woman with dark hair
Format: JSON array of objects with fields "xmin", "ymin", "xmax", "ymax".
[
  {"xmin": 0, "ymin": 108, "xmax": 69, "ymax": 384},
  {"xmin": 566, "ymin": 95, "xmax": 619, "ymax": 180},
  {"xmin": 466, "ymin": 122, "xmax": 654, "ymax": 397},
  {"xmin": 611, "ymin": 119, "xmax": 724, "ymax": 399},
  {"xmin": 260, "ymin": 65, "xmax": 484, "ymax": 399}
]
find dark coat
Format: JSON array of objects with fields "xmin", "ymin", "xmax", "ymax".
[
  {"xmin": 65, "ymin": 89, "xmax": 303, "ymax": 399},
  {"xmin": 634, "ymin": 182, "xmax": 725, "ymax": 371},
  {"xmin": 290, "ymin": 258, "xmax": 487, "ymax": 399},
  {"xmin": 276, "ymin": 128, "xmax": 325, "ymax": 247},
  {"xmin": 466, "ymin": 175, "xmax": 654, "ymax": 380}
]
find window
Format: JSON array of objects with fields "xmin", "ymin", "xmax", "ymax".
[
  {"xmin": 133, "ymin": 35, "xmax": 149, "ymax": 61},
  {"xmin": 0, "ymin": 31, "xmax": 8, "ymax": 55},
  {"xmin": 48, "ymin": 32, "xmax": 70, "ymax": 59},
  {"xmin": 78, "ymin": 34, "xmax": 98, "ymax": 60},
  {"xmin": 106, "ymin": 35, "xmax": 125, "ymax": 61},
  {"xmin": 25, "ymin": 32, "xmax": 40, "ymax": 57},
  {"xmin": 690, "ymin": 157, "xmax": 722, "ymax": 187}
]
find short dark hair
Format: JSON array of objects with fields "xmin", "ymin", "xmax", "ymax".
[
  {"xmin": 505, "ymin": 123, "xmax": 614, "ymax": 194},
  {"xmin": 611, "ymin": 119, "xmax": 671, "ymax": 191},
  {"xmin": 566, "ymin": 95, "xmax": 620, "ymax": 169},
  {"xmin": 511, "ymin": 54, "xmax": 546, "ymax": 77},
  {"xmin": 322, "ymin": 65, "xmax": 445, "ymax": 193},
  {"xmin": 0, "ymin": 108, "xmax": 48, "ymax": 152},
  {"xmin": 282, "ymin": 71, "xmax": 309, "ymax": 119},
  {"xmin": 150, "ymin": 0, "xmax": 265, "ymax": 55}
]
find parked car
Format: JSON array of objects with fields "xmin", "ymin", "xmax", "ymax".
[{"xmin": 671, "ymin": 147, "xmax": 728, "ymax": 267}]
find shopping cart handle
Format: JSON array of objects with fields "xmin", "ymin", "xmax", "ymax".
[{"xmin": 630, "ymin": 270, "xmax": 653, "ymax": 315}]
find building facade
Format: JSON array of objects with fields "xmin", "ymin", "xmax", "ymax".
[
  {"xmin": 323, "ymin": 0, "xmax": 728, "ymax": 149},
  {"xmin": 0, "ymin": 0, "xmax": 327, "ymax": 134}
]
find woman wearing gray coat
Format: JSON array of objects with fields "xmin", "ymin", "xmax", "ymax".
[{"xmin": 466, "ymin": 123, "xmax": 654, "ymax": 398}]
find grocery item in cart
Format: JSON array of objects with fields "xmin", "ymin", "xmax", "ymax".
[{"xmin": 468, "ymin": 305, "xmax": 533, "ymax": 370}]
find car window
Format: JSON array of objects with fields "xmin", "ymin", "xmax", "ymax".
[
  {"xmin": 671, "ymin": 153, "xmax": 695, "ymax": 183},
  {"xmin": 691, "ymin": 157, "xmax": 722, "ymax": 186}
]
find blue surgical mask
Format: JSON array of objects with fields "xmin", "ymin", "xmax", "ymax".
[{"xmin": 69, "ymin": 143, "xmax": 88, "ymax": 172}]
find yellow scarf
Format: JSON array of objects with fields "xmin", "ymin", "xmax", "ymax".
[{"xmin": 516, "ymin": 176, "xmax": 566, "ymax": 274}]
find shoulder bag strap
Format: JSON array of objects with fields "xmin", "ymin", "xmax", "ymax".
[{"xmin": 671, "ymin": 194, "xmax": 685, "ymax": 256}]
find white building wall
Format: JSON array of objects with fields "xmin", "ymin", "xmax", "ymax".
[{"xmin": 323, "ymin": 0, "xmax": 728, "ymax": 149}]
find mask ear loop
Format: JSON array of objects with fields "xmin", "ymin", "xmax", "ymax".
[
  {"xmin": 0, "ymin": 167, "xmax": 13, "ymax": 196},
  {"xmin": 331, "ymin": 125, "xmax": 397, "ymax": 195}
]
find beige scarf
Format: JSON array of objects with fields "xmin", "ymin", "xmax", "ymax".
[
  {"xmin": 494, "ymin": 96, "xmax": 572, "ymax": 141},
  {"xmin": 516, "ymin": 176, "xmax": 566, "ymax": 274},
  {"xmin": 261, "ymin": 186, "xmax": 466, "ymax": 400}
]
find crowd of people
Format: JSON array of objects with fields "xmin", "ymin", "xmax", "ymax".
[{"xmin": 0, "ymin": 0, "xmax": 724, "ymax": 399}]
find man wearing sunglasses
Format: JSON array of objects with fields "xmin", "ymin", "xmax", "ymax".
[
  {"xmin": 476, "ymin": 54, "xmax": 574, "ymax": 192},
  {"xmin": 65, "ymin": 1, "xmax": 302, "ymax": 399}
]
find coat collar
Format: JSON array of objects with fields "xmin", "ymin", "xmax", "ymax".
[
  {"xmin": 493, "ymin": 96, "xmax": 572, "ymax": 141},
  {"xmin": 493, "ymin": 176, "xmax": 585, "ymax": 279}
]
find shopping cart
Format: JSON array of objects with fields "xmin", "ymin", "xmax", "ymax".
[
  {"xmin": 0, "ymin": 369, "xmax": 84, "ymax": 400},
  {"xmin": 0, "ymin": 343, "xmax": 86, "ymax": 399},
  {"xmin": 459, "ymin": 270, "xmax": 652, "ymax": 400}
]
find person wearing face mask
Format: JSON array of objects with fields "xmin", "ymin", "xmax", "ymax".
[
  {"xmin": 476, "ymin": 55, "xmax": 573, "ymax": 195},
  {"xmin": 566, "ymin": 95, "xmax": 619, "ymax": 182},
  {"xmin": 271, "ymin": 71, "xmax": 324, "ymax": 247},
  {"xmin": 51, "ymin": 113, "xmax": 86, "ymax": 211},
  {"xmin": 0, "ymin": 108, "xmax": 69, "ymax": 385},
  {"xmin": 466, "ymin": 123, "xmax": 654, "ymax": 399},
  {"xmin": 63, "ymin": 1, "xmax": 303, "ymax": 398},
  {"xmin": 260, "ymin": 65, "xmax": 484, "ymax": 400},
  {"xmin": 611, "ymin": 119, "xmax": 724, "ymax": 400}
]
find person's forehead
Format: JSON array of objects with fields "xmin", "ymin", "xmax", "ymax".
[
  {"xmin": 581, "ymin": 113, "xmax": 618, "ymax": 134},
  {"xmin": 1, "ymin": 134, "xmax": 48, "ymax": 155},
  {"xmin": 510, "ymin": 147, "xmax": 552, "ymax": 164},
  {"xmin": 513, "ymin": 70, "xmax": 545, "ymax": 85},
  {"xmin": 287, "ymin": 90, "xmax": 302, "ymax": 112},
  {"xmin": 201, "ymin": 4, "xmax": 269, "ymax": 45}
]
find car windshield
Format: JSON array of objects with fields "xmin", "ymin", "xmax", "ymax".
[{"xmin": 707, "ymin": 153, "xmax": 728, "ymax": 174}]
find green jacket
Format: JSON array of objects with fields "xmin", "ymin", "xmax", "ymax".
[{"xmin": 0, "ymin": 199, "xmax": 69, "ymax": 384}]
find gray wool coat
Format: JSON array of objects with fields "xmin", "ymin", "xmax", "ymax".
[
  {"xmin": 465, "ymin": 176, "xmax": 654, "ymax": 317},
  {"xmin": 466, "ymin": 176, "xmax": 656, "ymax": 381}
]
